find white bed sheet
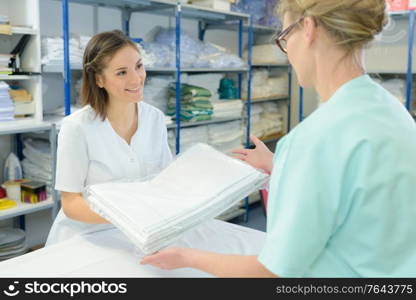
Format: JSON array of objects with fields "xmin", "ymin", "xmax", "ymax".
[{"xmin": 0, "ymin": 220, "xmax": 266, "ymax": 278}]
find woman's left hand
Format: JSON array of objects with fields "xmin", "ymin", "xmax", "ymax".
[{"xmin": 141, "ymin": 247, "xmax": 190, "ymax": 270}]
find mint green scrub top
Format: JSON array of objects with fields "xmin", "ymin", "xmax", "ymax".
[{"xmin": 258, "ymin": 75, "xmax": 416, "ymax": 277}]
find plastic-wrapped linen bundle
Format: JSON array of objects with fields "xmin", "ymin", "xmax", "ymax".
[
  {"xmin": 21, "ymin": 138, "xmax": 53, "ymax": 191},
  {"xmin": 187, "ymin": 73, "xmax": 224, "ymax": 101},
  {"xmin": 212, "ymin": 99, "xmax": 243, "ymax": 119},
  {"xmin": 86, "ymin": 143, "xmax": 268, "ymax": 255},
  {"xmin": 268, "ymin": 74, "xmax": 289, "ymax": 96},
  {"xmin": 41, "ymin": 36, "xmax": 84, "ymax": 66},
  {"xmin": 143, "ymin": 76, "xmax": 173, "ymax": 113},
  {"xmin": 168, "ymin": 125, "xmax": 209, "ymax": 154},
  {"xmin": 142, "ymin": 42, "xmax": 172, "ymax": 68},
  {"xmin": 154, "ymin": 28, "xmax": 203, "ymax": 68},
  {"xmin": 243, "ymin": 69, "xmax": 271, "ymax": 99},
  {"xmin": 208, "ymin": 120, "xmax": 243, "ymax": 153},
  {"xmin": 246, "ymin": 44, "xmax": 289, "ymax": 65}
]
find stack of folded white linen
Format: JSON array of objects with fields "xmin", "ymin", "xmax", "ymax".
[
  {"xmin": 86, "ymin": 143, "xmax": 268, "ymax": 255},
  {"xmin": 21, "ymin": 138, "xmax": 53, "ymax": 190},
  {"xmin": 208, "ymin": 120, "xmax": 243, "ymax": 153},
  {"xmin": 212, "ymin": 99, "xmax": 243, "ymax": 119}
]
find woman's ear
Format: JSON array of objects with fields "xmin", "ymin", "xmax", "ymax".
[
  {"xmin": 95, "ymin": 74, "xmax": 104, "ymax": 88},
  {"xmin": 303, "ymin": 16, "xmax": 318, "ymax": 45}
]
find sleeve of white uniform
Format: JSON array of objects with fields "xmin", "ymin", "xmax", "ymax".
[
  {"xmin": 258, "ymin": 130, "xmax": 343, "ymax": 277},
  {"xmin": 54, "ymin": 119, "xmax": 89, "ymax": 193},
  {"xmin": 160, "ymin": 114, "xmax": 173, "ymax": 169}
]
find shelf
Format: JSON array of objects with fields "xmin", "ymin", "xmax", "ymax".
[
  {"xmin": 252, "ymin": 64, "xmax": 289, "ymax": 68},
  {"xmin": 148, "ymin": 67, "xmax": 249, "ymax": 73},
  {"xmin": 167, "ymin": 116, "xmax": 242, "ymax": 129},
  {"xmin": 259, "ymin": 132, "xmax": 285, "ymax": 144},
  {"xmin": 243, "ymin": 94, "xmax": 289, "ymax": 103},
  {"xmin": 205, "ymin": 23, "xmax": 277, "ymax": 34},
  {"xmin": 42, "ymin": 64, "xmax": 82, "ymax": 73},
  {"xmin": 0, "ymin": 75, "xmax": 36, "ymax": 80},
  {"xmin": 64, "ymin": 0, "xmax": 249, "ymax": 21},
  {"xmin": 42, "ymin": 64, "xmax": 249, "ymax": 74},
  {"xmin": 0, "ymin": 197, "xmax": 54, "ymax": 221},
  {"xmin": 0, "ymin": 120, "xmax": 51, "ymax": 135},
  {"xmin": 11, "ymin": 26, "xmax": 38, "ymax": 35},
  {"xmin": 389, "ymin": 11, "xmax": 413, "ymax": 19},
  {"xmin": 216, "ymin": 208, "xmax": 246, "ymax": 221}
]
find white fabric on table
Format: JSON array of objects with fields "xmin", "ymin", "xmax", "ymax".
[
  {"xmin": 86, "ymin": 144, "xmax": 268, "ymax": 254},
  {"xmin": 0, "ymin": 220, "xmax": 265, "ymax": 277}
]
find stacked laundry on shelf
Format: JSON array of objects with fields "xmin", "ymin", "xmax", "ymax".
[
  {"xmin": 41, "ymin": 35, "xmax": 91, "ymax": 68},
  {"xmin": 21, "ymin": 138, "xmax": 52, "ymax": 193},
  {"xmin": 143, "ymin": 27, "xmax": 245, "ymax": 69},
  {"xmin": 212, "ymin": 99, "xmax": 243, "ymax": 119},
  {"xmin": 168, "ymin": 125, "xmax": 209, "ymax": 154},
  {"xmin": 244, "ymin": 102, "xmax": 283, "ymax": 140},
  {"xmin": 0, "ymin": 228, "xmax": 27, "ymax": 261},
  {"xmin": 0, "ymin": 81, "xmax": 14, "ymax": 122},
  {"xmin": 245, "ymin": 44, "xmax": 289, "ymax": 66},
  {"xmin": 185, "ymin": 73, "xmax": 224, "ymax": 101},
  {"xmin": 143, "ymin": 75, "xmax": 173, "ymax": 115},
  {"xmin": 208, "ymin": 120, "xmax": 243, "ymax": 153},
  {"xmin": 86, "ymin": 143, "xmax": 268, "ymax": 255},
  {"xmin": 167, "ymin": 83, "xmax": 213, "ymax": 122},
  {"xmin": 243, "ymin": 69, "xmax": 288, "ymax": 99}
]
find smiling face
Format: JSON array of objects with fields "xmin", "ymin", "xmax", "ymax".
[{"xmin": 95, "ymin": 45, "xmax": 146, "ymax": 105}]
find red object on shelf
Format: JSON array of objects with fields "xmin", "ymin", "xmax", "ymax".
[
  {"xmin": 387, "ymin": 0, "xmax": 409, "ymax": 11},
  {"xmin": 0, "ymin": 187, "xmax": 6, "ymax": 198}
]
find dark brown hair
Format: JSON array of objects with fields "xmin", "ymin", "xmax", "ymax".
[{"xmin": 82, "ymin": 30, "xmax": 139, "ymax": 120}]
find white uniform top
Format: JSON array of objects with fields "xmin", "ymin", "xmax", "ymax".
[{"xmin": 46, "ymin": 102, "xmax": 172, "ymax": 246}]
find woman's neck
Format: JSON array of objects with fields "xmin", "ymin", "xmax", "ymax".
[
  {"xmin": 315, "ymin": 49, "xmax": 365, "ymax": 103},
  {"xmin": 106, "ymin": 100, "xmax": 138, "ymax": 144},
  {"xmin": 107, "ymin": 100, "xmax": 137, "ymax": 125}
]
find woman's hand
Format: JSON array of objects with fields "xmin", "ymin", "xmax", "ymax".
[
  {"xmin": 141, "ymin": 247, "xmax": 190, "ymax": 270},
  {"xmin": 232, "ymin": 135, "xmax": 274, "ymax": 174}
]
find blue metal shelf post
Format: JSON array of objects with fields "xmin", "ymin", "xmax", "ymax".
[
  {"xmin": 62, "ymin": 0, "xmax": 71, "ymax": 116},
  {"xmin": 175, "ymin": 2, "xmax": 182, "ymax": 154},
  {"xmin": 299, "ymin": 86, "xmax": 303, "ymax": 122},
  {"xmin": 406, "ymin": 10, "xmax": 416, "ymax": 112},
  {"xmin": 243, "ymin": 15, "xmax": 253, "ymax": 223},
  {"xmin": 237, "ymin": 20, "xmax": 243, "ymax": 99}
]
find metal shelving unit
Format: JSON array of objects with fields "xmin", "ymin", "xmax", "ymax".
[
  {"xmin": 0, "ymin": 0, "xmax": 59, "ymax": 228},
  {"xmin": 167, "ymin": 116, "xmax": 242, "ymax": 129},
  {"xmin": 59, "ymin": 0, "xmax": 252, "ymax": 155},
  {"xmin": 58, "ymin": 0, "xmax": 253, "ymax": 221}
]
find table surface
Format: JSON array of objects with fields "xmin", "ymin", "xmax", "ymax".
[{"xmin": 0, "ymin": 220, "xmax": 266, "ymax": 277}]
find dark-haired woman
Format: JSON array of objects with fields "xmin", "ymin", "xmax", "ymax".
[{"xmin": 46, "ymin": 30, "xmax": 172, "ymax": 245}]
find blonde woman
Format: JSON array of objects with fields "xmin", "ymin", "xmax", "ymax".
[
  {"xmin": 46, "ymin": 31, "xmax": 172, "ymax": 245},
  {"xmin": 141, "ymin": 0, "xmax": 416, "ymax": 277}
]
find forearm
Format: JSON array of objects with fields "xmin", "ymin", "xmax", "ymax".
[
  {"xmin": 188, "ymin": 251, "xmax": 277, "ymax": 278},
  {"xmin": 62, "ymin": 194, "xmax": 109, "ymax": 224}
]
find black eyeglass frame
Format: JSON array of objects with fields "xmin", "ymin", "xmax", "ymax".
[{"xmin": 273, "ymin": 16, "xmax": 305, "ymax": 54}]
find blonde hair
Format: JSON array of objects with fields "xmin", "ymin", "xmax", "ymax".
[{"xmin": 278, "ymin": 0, "xmax": 388, "ymax": 52}]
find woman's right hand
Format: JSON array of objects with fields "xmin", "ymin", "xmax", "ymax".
[{"xmin": 232, "ymin": 135, "xmax": 274, "ymax": 174}]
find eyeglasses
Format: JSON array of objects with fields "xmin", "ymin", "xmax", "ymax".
[{"xmin": 274, "ymin": 17, "xmax": 304, "ymax": 54}]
